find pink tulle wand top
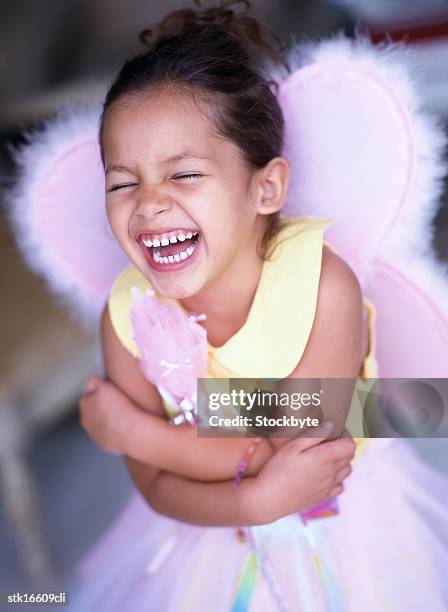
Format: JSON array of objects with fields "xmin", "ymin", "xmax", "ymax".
[{"xmin": 129, "ymin": 286, "xmax": 208, "ymax": 425}]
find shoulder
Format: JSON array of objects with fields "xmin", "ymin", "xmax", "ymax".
[
  {"xmin": 318, "ymin": 245, "xmax": 363, "ymax": 310},
  {"xmin": 292, "ymin": 245, "xmax": 364, "ymax": 377}
]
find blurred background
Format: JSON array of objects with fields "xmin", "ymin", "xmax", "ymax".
[{"xmin": 1, "ymin": 0, "xmax": 448, "ymax": 598}]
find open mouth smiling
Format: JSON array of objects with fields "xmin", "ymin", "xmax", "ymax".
[{"xmin": 138, "ymin": 228, "xmax": 201, "ymax": 271}]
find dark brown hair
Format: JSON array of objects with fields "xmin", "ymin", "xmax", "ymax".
[{"xmin": 99, "ymin": 0, "xmax": 291, "ymax": 259}]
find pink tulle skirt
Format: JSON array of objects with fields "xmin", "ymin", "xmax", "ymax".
[{"xmin": 67, "ymin": 439, "xmax": 448, "ymax": 611}]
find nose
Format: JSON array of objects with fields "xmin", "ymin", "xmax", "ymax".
[{"xmin": 134, "ymin": 185, "xmax": 172, "ymax": 219}]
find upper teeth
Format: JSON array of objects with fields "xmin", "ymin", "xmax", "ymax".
[{"xmin": 142, "ymin": 231, "xmax": 197, "ymax": 248}]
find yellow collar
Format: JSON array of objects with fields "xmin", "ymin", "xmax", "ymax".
[{"xmin": 206, "ymin": 216, "xmax": 333, "ymax": 377}]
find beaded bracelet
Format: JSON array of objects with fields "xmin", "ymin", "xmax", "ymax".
[
  {"xmin": 233, "ymin": 437, "xmax": 262, "ymax": 542},
  {"xmin": 233, "ymin": 437, "xmax": 263, "ymax": 488}
]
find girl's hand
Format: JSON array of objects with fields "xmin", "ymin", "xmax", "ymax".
[
  {"xmin": 246, "ymin": 421, "xmax": 356, "ymax": 524},
  {"xmin": 79, "ymin": 374, "xmax": 138, "ymax": 455}
]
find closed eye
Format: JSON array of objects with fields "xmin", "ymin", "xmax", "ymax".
[
  {"xmin": 173, "ymin": 173, "xmax": 203, "ymax": 181},
  {"xmin": 107, "ymin": 183, "xmax": 136, "ymax": 193}
]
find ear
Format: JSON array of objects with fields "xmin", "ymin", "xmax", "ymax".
[{"xmin": 254, "ymin": 157, "xmax": 290, "ymax": 216}]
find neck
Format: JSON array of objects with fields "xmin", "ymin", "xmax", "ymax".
[{"xmin": 179, "ymin": 221, "xmax": 267, "ymax": 347}]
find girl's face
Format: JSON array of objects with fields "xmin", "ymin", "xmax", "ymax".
[{"xmin": 103, "ymin": 88, "xmax": 267, "ymax": 300}]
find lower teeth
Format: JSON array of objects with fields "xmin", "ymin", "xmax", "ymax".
[{"xmin": 152, "ymin": 241, "xmax": 197, "ymax": 264}]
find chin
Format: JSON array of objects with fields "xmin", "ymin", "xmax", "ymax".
[{"xmin": 149, "ymin": 275, "xmax": 205, "ymax": 301}]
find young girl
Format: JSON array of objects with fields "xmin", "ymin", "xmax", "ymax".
[{"xmin": 72, "ymin": 1, "xmax": 448, "ymax": 610}]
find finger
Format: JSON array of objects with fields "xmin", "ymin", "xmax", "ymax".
[
  {"xmin": 324, "ymin": 438, "xmax": 356, "ymax": 461},
  {"xmin": 336, "ymin": 464, "xmax": 352, "ymax": 482},
  {"xmin": 329, "ymin": 483, "xmax": 344, "ymax": 497},
  {"xmin": 82, "ymin": 375, "xmax": 101, "ymax": 396},
  {"xmin": 292, "ymin": 420, "xmax": 335, "ymax": 452},
  {"xmin": 334, "ymin": 457, "xmax": 353, "ymax": 471},
  {"xmin": 306, "ymin": 437, "xmax": 355, "ymax": 464},
  {"xmin": 80, "ymin": 388, "xmax": 97, "ymax": 399}
]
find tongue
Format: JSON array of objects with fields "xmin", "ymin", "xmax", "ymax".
[{"xmin": 159, "ymin": 237, "xmax": 195, "ymax": 256}]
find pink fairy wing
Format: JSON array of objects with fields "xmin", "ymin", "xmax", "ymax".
[
  {"xmin": 5, "ymin": 102, "xmax": 129, "ymax": 328},
  {"xmin": 277, "ymin": 33, "xmax": 447, "ymax": 269},
  {"xmin": 274, "ymin": 32, "xmax": 448, "ymax": 376},
  {"xmin": 364, "ymin": 260, "xmax": 448, "ymax": 378}
]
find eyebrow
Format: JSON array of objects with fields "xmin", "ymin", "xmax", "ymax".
[{"xmin": 105, "ymin": 152, "xmax": 212, "ymax": 176}]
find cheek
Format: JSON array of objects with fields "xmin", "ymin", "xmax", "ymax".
[
  {"xmin": 106, "ymin": 203, "xmax": 129, "ymax": 233},
  {"xmin": 206, "ymin": 223, "xmax": 239, "ymax": 263},
  {"xmin": 203, "ymin": 199, "xmax": 246, "ymax": 242},
  {"xmin": 105, "ymin": 206, "xmax": 135, "ymax": 254}
]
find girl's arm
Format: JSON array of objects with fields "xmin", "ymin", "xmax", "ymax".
[
  {"xmin": 269, "ymin": 246, "xmax": 366, "ymax": 452},
  {"xmin": 99, "ymin": 304, "xmax": 273, "ymax": 481},
  {"xmin": 125, "ymin": 420, "xmax": 353, "ymax": 526},
  {"xmin": 122, "ymin": 410, "xmax": 274, "ymax": 480},
  {"xmin": 100, "ymin": 301, "xmax": 353, "ymax": 526},
  {"xmin": 124, "ymin": 455, "xmax": 260, "ymax": 526},
  {"xmin": 90, "ymin": 245, "xmax": 360, "ymax": 525}
]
